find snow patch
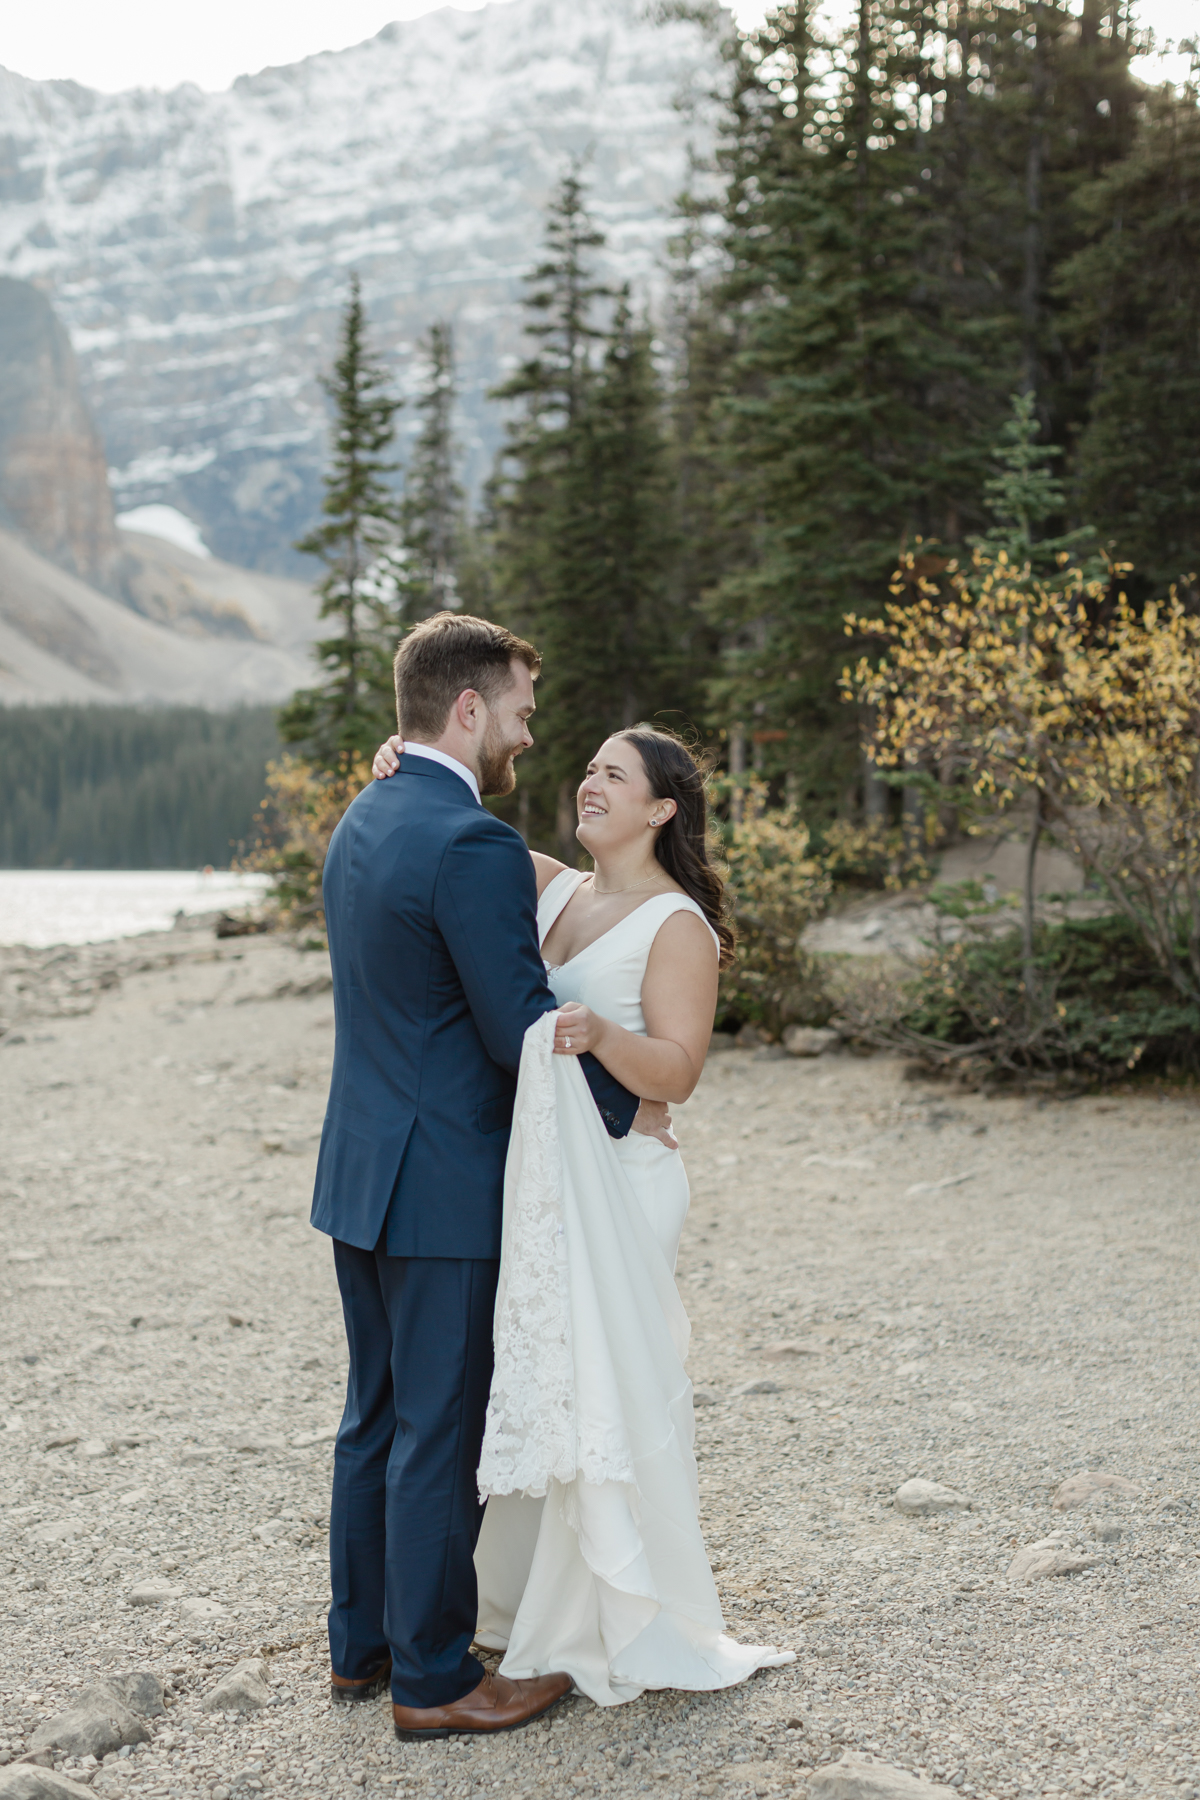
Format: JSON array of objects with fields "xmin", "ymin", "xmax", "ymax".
[{"xmin": 116, "ymin": 505, "xmax": 213, "ymax": 559}]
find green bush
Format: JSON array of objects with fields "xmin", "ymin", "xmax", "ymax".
[{"xmin": 844, "ymin": 911, "xmax": 1200, "ymax": 1086}]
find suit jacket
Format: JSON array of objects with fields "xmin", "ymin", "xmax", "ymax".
[{"xmin": 311, "ymin": 754, "xmax": 639, "ymax": 1257}]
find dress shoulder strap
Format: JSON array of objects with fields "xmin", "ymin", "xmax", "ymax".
[
  {"xmin": 537, "ymin": 868, "xmax": 587, "ymax": 947},
  {"xmin": 628, "ymin": 891, "xmax": 721, "ymax": 958}
]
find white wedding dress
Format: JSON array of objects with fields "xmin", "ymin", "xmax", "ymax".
[{"xmin": 473, "ymin": 869, "xmax": 793, "ymax": 1706}]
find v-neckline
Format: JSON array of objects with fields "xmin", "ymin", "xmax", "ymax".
[{"xmin": 542, "ymin": 875, "xmax": 677, "ymax": 973}]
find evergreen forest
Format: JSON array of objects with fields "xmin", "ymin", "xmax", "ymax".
[
  {"xmin": 278, "ymin": 0, "xmax": 1200, "ymax": 862},
  {"xmin": 0, "ymin": 707, "xmax": 280, "ymax": 869}
]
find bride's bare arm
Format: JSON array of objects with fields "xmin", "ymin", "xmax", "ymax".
[
  {"xmin": 552, "ymin": 911, "xmax": 718, "ymax": 1104},
  {"xmin": 530, "ymin": 851, "xmax": 568, "ymax": 897}
]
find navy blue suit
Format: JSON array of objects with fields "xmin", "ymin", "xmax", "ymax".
[{"xmin": 312, "ymin": 754, "xmax": 637, "ymax": 1706}]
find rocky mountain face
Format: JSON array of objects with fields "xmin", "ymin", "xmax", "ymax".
[
  {"xmin": 0, "ymin": 274, "xmax": 320, "ymax": 703},
  {"xmin": 0, "ymin": 277, "xmax": 123, "ymax": 593},
  {"xmin": 0, "ymin": 524, "xmax": 319, "ymax": 707},
  {"xmin": 0, "ymin": 0, "xmax": 723, "ymax": 573}
]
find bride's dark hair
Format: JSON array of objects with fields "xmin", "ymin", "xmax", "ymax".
[{"xmin": 611, "ymin": 724, "xmax": 735, "ymax": 969}]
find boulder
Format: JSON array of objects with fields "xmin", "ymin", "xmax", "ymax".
[
  {"xmin": 809, "ymin": 1752, "xmax": 959, "ymax": 1800},
  {"xmin": 128, "ymin": 1581, "xmax": 181, "ymax": 1607},
  {"xmin": 29, "ymin": 1681, "xmax": 151, "ymax": 1759},
  {"xmin": 180, "ymin": 1596, "xmax": 226, "ymax": 1621},
  {"xmin": 1007, "ymin": 1538, "xmax": 1102, "ymax": 1584},
  {"xmin": 1052, "ymin": 1470, "xmax": 1140, "ymax": 1510},
  {"xmin": 106, "ymin": 1671, "xmax": 165, "ymax": 1719},
  {"xmin": 782, "ymin": 1025, "xmax": 840, "ymax": 1057},
  {"xmin": 894, "ymin": 1478, "xmax": 971, "ymax": 1517},
  {"xmin": 200, "ymin": 1659, "xmax": 271, "ymax": 1714},
  {"xmin": 0, "ymin": 1767, "xmax": 97, "ymax": 1798}
]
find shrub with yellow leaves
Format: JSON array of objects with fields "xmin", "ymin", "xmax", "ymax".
[
  {"xmin": 241, "ymin": 753, "xmax": 372, "ymax": 936},
  {"xmin": 844, "ymin": 544, "xmax": 1200, "ymax": 1007},
  {"xmin": 717, "ymin": 777, "xmax": 833, "ymax": 1037}
]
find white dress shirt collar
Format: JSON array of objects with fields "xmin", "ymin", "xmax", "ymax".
[{"xmin": 402, "ymin": 742, "xmax": 481, "ymax": 805}]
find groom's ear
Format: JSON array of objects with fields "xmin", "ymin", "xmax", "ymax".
[{"xmin": 454, "ymin": 688, "xmax": 483, "ymax": 732}]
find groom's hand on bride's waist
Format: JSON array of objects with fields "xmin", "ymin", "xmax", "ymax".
[{"xmin": 631, "ymin": 1099, "xmax": 678, "ymax": 1150}]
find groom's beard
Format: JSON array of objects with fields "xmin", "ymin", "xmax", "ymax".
[{"xmin": 477, "ymin": 722, "xmax": 519, "ymax": 797}]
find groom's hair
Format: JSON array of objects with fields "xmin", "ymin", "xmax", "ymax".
[{"xmin": 394, "ymin": 613, "xmax": 541, "ymax": 739}]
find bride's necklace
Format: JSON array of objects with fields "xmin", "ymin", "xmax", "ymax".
[{"xmin": 588, "ymin": 870, "xmax": 664, "ymax": 897}]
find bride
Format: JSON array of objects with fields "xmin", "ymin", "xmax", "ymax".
[{"xmin": 371, "ymin": 722, "xmax": 791, "ymax": 1705}]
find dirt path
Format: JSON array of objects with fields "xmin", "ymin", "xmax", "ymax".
[{"xmin": 1, "ymin": 930, "xmax": 1197, "ymax": 1800}]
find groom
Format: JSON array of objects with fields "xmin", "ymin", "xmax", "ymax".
[{"xmin": 311, "ymin": 613, "xmax": 641, "ymax": 1738}]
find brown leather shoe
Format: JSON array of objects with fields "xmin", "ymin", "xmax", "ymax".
[
  {"xmin": 331, "ymin": 1656, "xmax": 391, "ymax": 1704},
  {"xmin": 392, "ymin": 1669, "xmax": 572, "ymax": 1739}
]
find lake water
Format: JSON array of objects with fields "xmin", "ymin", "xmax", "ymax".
[{"xmin": 0, "ymin": 870, "xmax": 272, "ymax": 948}]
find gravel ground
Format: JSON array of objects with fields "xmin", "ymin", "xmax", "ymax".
[{"xmin": 1, "ymin": 927, "xmax": 1197, "ymax": 1800}]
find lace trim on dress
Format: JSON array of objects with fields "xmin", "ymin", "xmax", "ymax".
[{"xmin": 478, "ymin": 1012, "xmax": 637, "ymax": 1500}]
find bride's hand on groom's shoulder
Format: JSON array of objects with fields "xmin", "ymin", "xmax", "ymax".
[{"xmin": 372, "ymin": 734, "xmax": 404, "ymax": 779}]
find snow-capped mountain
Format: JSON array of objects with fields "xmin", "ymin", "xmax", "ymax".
[{"xmin": 0, "ymin": 0, "xmax": 724, "ymax": 571}]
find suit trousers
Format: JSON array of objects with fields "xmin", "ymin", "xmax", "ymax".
[{"xmin": 328, "ymin": 1238, "xmax": 499, "ymax": 1708}]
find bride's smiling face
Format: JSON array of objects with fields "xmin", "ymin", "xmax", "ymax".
[{"xmin": 575, "ymin": 737, "xmax": 676, "ymax": 854}]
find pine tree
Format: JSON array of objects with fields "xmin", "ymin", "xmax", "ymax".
[
  {"xmin": 531, "ymin": 294, "xmax": 676, "ymax": 793},
  {"xmin": 695, "ymin": 0, "xmax": 1140, "ymax": 820},
  {"xmin": 280, "ymin": 276, "xmax": 402, "ymax": 772},
  {"xmin": 1059, "ymin": 79, "xmax": 1200, "ymax": 601},
  {"xmin": 489, "ymin": 180, "xmax": 682, "ymax": 853},
  {"xmin": 393, "ymin": 322, "xmax": 469, "ymax": 621},
  {"xmin": 487, "ymin": 169, "xmax": 611, "ymax": 658},
  {"xmin": 976, "ymin": 390, "xmax": 1097, "ymax": 573},
  {"xmin": 708, "ymin": 1, "xmax": 1002, "ymax": 816},
  {"xmin": 661, "ymin": 190, "xmax": 739, "ymax": 759}
]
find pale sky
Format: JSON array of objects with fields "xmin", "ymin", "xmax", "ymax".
[{"xmin": 1, "ymin": 0, "xmax": 1194, "ymax": 93}]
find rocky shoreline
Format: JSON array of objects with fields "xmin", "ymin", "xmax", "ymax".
[{"xmin": 1, "ymin": 931, "xmax": 1197, "ymax": 1800}]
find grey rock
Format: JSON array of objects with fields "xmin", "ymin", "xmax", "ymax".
[
  {"xmin": 1006, "ymin": 1539, "xmax": 1103, "ymax": 1584},
  {"xmin": 30, "ymin": 1682, "xmax": 152, "ymax": 1759},
  {"xmin": 733, "ymin": 1379, "xmax": 781, "ymax": 1396},
  {"xmin": 200, "ymin": 1658, "xmax": 272, "ymax": 1715},
  {"xmin": 1093, "ymin": 1522, "xmax": 1124, "ymax": 1543},
  {"xmin": 782, "ymin": 1025, "xmax": 841, "ymax": 1057},
  {"xmin": 27, "ymin": 1518, "xmax": 82, "ymax": 1545},
  {"xmin": 290, "ymin": 1426, "xmax": 338, "ymax": 1448},
  {"xmin": 105, "ymin": 1671, "xmax": 166, "ymax": 1719},
  {"xmin": 809, "ymin": 1752, "xmax": 959, "ymax": 1800},
  {"xmin": 894, "ymin": 1478, "xmax": 971, "ymax": 1517},
  {"xmin": 76, "ymin": 1439, "xmax": 110, "ymax": 1459},
  {"xmin": 763, "ymin": 1339, "xmax": 822, "ymax": 1362},
  {"xmin": 1052, "ymin": 1469, "xmax": 1141, "ymax": 1510},
  {"xmin": 0, "ymin": 1768, "xmax": 97, "ymax": 1799},
  {"xmin": 180, "ymin": 1597, "xmax": 227, "ymax": 1621},
  {"xmin": 128, "ymin": 1580, "xmax": 181, "ymax": 1607}
]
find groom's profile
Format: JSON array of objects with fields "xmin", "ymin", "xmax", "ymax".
[{"xmin": 310, "ymin": 613, "xmax": 639, "ymax": 1737}]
